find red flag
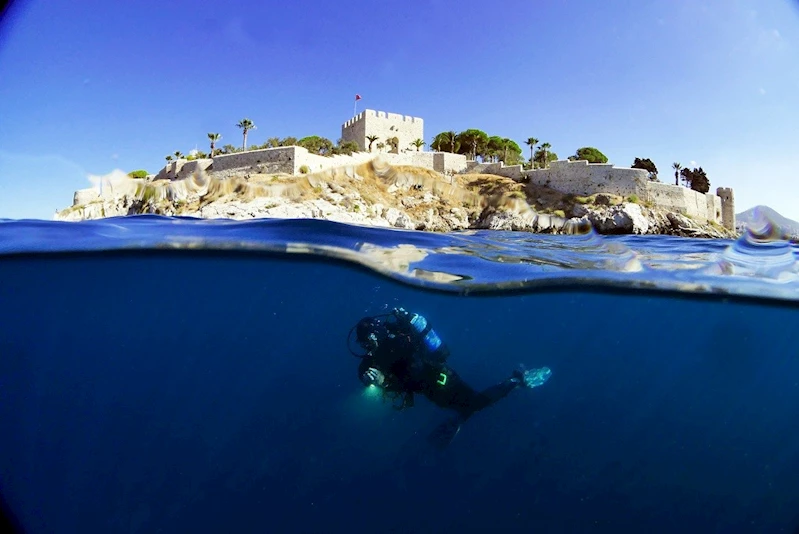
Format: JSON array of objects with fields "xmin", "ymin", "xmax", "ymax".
[{"xmin": 355, "ymin": 94, "xmax": 362, "ymax": 101}]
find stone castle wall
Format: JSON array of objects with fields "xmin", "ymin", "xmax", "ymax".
[
  {"xmin": 526, "ymin": 160, "xmax": 649, "ymax": 199},
  {"xmin": 210, "ymin": 147, "xmax": 298, "ymax": 176},
  {"xmin": 465, "ymin": 161, "xmax": 525, "ymax": 180},
  {"xmin": 645, "ymin": 181, "xmax": 721, "ymax": 223},
  {"xmin": 432, "ymin": 152, "xmax": 468, "ymax": 174},
  {"xmin": 155, "ymin": 146, "xmax": 469, "ymax": 179},
  {"xmin": 341, "ymin": 109, "xmax": 424, "ymax": 153},
  {"xmin": 521, "ymin": 160, "xmax": 728, "ymax": 224}
]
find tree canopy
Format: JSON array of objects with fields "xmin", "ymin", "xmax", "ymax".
[
  {"xmin": 430, "ymin": 131, "xmax": 459, "ymax": 153},
  {"xmin": 632, "ymin": 157, "xmax": 658, "ymax": 180},
  {"xmin": 570, "ymin": 147, "xmax": 608, "ymax": 164},
  {"xmin": 680, "ymin": 167, "xmax": 710, "ymax": 193},
  {"xmin": 332, "ymin": 139, "xmax": 360, "ymax": 155},
  {"xmin": 456, "ymin": 129, "xmax": 489, "ymax": 160},
  {"xmin": 298, "ymin": 135, "xmax": 334, "ymax": 155},
  {"xmin": 430, "ymin": 129, "xmax": 523, "ymax": 164},
  {"xmin": 533, "ymin": 147, "xmax": 558, "ymax": 167}
]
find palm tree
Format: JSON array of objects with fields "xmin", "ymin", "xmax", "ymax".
[
  {"xmin": 236, "ymin": 118, "xmax": 256, "ymax": 150},
  {"xmin": 376, "ymin": 142, "xmax": 385, "ymax": 152},
  {"xmin": 207, "ymin": 133, "xmax": 221, "ymax": 157},
  {"xmin": 525, "ymin": 137, "xmax": 539, "ymax": 167},
  {"xmin": 366, "ymin": 135, "xmax": 379, "ymax": 152},
  {"xmin": 444, "ymin": 131, "xmax": 457, "ymax": 153},
  {"xmin": 540, "ymin": 142, "xmax": 551, "ymax": 168},
  {"xmin": 672, "ymin": 162, "xmax": 682, "ymax": 186},
  {"xmin": 411, "ymin": 138, "xmax": 425, "ymax": 152},
  {"xmin": 165, "ymin": 155, "xmax": 173, "ymax": 162},
  {"xmin": 173, "ymin": 151, "xmax": 184, "ymax": 160}
]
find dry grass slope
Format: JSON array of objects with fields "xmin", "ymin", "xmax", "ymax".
[{"xmin": 119, "ymin": 158, "xmax": 548, "ymax": 221}]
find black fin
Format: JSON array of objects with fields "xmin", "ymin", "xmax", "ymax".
[{"xmin": 427, "ymin": 415, "xmax": 462, "ymax": 449}]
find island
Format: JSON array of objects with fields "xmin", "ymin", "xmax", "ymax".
[{"xmin": 56, "ymin": 109, "xmax": 737, "ymax": 239}]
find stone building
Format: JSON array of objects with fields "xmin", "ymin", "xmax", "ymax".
[{"xmin": 341, "ymin": 109, "xmax": 424, "ymax": 153}]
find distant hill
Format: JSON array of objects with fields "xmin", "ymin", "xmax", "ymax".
[{"xmin": 736, "ymin": 205, "xmax": 799, "ymax": 237}]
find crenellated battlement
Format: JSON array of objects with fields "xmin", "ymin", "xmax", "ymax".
[
  {"xmin": 343, "ymin": 110, "xmax": 423, "ymax": 129},
  {"xmin": 341, "ymin": 108, "xmax": 424, "ymax": 153}
]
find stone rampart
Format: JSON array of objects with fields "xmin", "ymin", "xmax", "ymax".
[
  {"xmin": 174, "ymin": 159, "xmax": 212, "ymax": 181},
  {"xmin": 526, "ymin": 160, "xmax": 648, "ymax": 198},
  {"xmin": 465, "ymin": 161, "xmax": 524, "ymax": 180},
  {"xmin": 211, "ymin": 147, "xmax": 296, "ymax": 175},
  {"xmin": 154, "ymin": 159, "xmax": 189, "ymax": 181},
  {"xmin": 385, "ymin": 151, "xmax": 436, "ymax": 169},
  {"xmin": 432, "ymin": 152, "xmax": 468, "ymax": 174},
  {"xmin": 644, "ymin": 182, "xmax": 721, "ymax": 222}
]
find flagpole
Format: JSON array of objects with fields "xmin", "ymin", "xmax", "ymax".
[{"xmin": 353, "ymin": 98, "xmax": 357, "ymax": 118}]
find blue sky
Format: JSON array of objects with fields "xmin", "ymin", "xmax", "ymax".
[{"xmin": 0, "ymin": 0, "xmax": 797, "ymax": 220}]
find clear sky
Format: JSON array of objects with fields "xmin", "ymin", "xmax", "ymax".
[{"xmin": 0, "ymin": 0, "xmax": 797, "ymax": 221}]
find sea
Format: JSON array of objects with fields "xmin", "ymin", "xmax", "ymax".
[{"xmin": 0, "ymin": 214, "xmax": 798, "ymax": 534}]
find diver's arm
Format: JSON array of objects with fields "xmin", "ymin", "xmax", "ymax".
[
  {"xmin": 362, "ymin": 367, "xmax": 385, "ymax": 387},
  {"xmin": 358, "ymin": 359, "xmax": 384, "ymax": 387}
]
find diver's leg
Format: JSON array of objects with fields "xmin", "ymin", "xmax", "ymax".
[
  {"xmin": 425, "ymin": 373, "xmax": 519, "ymax": 449},
  {"xmin": 466, "ymin": 375, "xmax": 522, "ymax": 415},
  {"xmin": 425, "ymin": 369, "xmax": 520, "ymax": 420}
]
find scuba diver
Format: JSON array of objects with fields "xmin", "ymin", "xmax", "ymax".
[{"xmin": 348, "ymin": 307, "xmax": 551, "ymax": 448}]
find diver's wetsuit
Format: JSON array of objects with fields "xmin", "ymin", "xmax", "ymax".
[{"xmin": 357, "ymin": 321, "xmax": 520, "ymax": 420}]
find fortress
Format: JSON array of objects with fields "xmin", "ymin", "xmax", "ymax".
[
  {"xmin": 341, "ymin": 110, "xmax": 424, "ymax": 153},
  {"xmin": 97, "ymin": 109, "xmax": 736, "ymax": 230}
]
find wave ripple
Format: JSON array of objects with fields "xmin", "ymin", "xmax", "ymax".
[{"xmin": 1, "ymin": 215, "xmax": 797, "ymax": 303}]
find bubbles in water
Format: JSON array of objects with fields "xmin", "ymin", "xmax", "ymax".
[{"xmin": 713, "ymin": 209, "xmax": 799, "ymax": 281}]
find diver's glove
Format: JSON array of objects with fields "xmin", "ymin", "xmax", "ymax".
[
  {"xmin": 362, "ymin": 367, "xmax": 385, "ymax": 387},
  {"xmin": 511, "ymin": 366, "xmax": 552, "ymax": 389}
]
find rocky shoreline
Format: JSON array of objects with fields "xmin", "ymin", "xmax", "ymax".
[{"xmin": 56, "ymin": 159, "xmax": 738, "ymax": 240}]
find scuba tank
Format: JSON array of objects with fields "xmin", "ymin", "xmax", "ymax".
[{"xmin": 395, "ymin": 308, "xmax": 449, "ymax": 364}]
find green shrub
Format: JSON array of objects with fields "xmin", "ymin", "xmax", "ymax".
[
  {"xmin": 627, "ymin": 194, "xmax": 639, "ymax": 204},
  {"xmin": 553, "ymin": 209, "xmax": 566, "ymax": 218},
  {"xmin": 127, "ymin": 170, "xmax": 148, "ymax": 179},
  {"xmin": 299, "ymin": 165, "xmax": 310, "ymax": 174}
]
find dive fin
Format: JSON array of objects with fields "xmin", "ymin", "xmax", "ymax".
[{"xmin": 427, "ymin": 415, "xmax": 463, "ymax": 450}]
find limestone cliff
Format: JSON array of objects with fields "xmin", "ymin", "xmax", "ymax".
[{"xmin": 55, "ymin": 158, "xmax": 737, "ymax": 239}]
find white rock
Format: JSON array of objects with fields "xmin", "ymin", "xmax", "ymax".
[
  {"xmin": 383, "ymin": 208, "xmax": 413, "ymax": 229},
  {"xmin": 616, "ymin": 203, "xmax": 650, "ymax": 234}
]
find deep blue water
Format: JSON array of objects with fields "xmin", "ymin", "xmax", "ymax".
[{"xmin": 1, "ymin": 216, "xmax": 798, "ymax": 533}]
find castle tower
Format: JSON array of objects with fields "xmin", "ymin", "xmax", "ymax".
[
  {"xmin": 717, "ymin": 187, "xmax": 735, "ymax": 230},
  {"xmin": 341, "ymin": 109, "xmax": 424, "ymax": 153}
]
